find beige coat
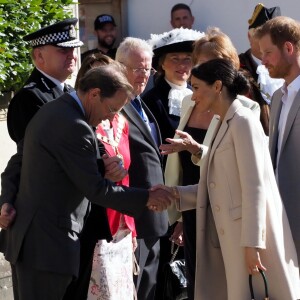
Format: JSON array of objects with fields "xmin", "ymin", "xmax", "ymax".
[
  {"xmin": 166, "ymin": 94, "xmax": 261, "ymax": 225},
  {"xmin": 177, "ymin": 100, "xmax": 300, "ymax": 299}
]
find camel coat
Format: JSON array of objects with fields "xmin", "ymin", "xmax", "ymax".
[
  {"xmin": 176, "ymin": 100, "xmax": 300, "ymax": 299},
  {"xmin": 166, "ymin": 94, "xmax": 261, "ymax": 225}
]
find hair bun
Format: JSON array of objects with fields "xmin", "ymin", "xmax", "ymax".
[{"xmin": 232, "ymin": 71, "xmax": 250, "ymax": 96}]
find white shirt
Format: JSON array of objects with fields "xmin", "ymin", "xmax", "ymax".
[
  {"xmin": 37, "ymin": 67, "xmax": 64, "ymax": 91},
  {"xmin": 276, "ymin": 75, "xmax": 300, "ymax": 175}
]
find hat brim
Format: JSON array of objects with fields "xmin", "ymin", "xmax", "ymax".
[
  {"xmin": 153, "ymin": 40, "xmax": 194, "ymax": 57},
  {"xmin": 55, "ymin": 39, "xmax": 83, "ymax": 48},
  {"xmin": 95, "ymin": 22, "xmax": 116, "ymax": 30}
]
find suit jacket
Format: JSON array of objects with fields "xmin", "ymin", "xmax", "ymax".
[
  {"xmin": 7, "ymin": 68, "xmax": 72, "ymax": 144},
  {"xmin": 269, "ymin": 87, "xmax": 300, "ymax": 259},
  {"xmin": 178, "ymin": 100, "xmax": 300, "ymax": 299},
  {"xmin": 0, "ymin": 94, "xmax": 148, "ymax": 277},
  {"xmin": 122, "ymin": 100, "xmax": 168, "ymax": 238}
]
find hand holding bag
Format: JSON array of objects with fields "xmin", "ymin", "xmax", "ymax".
[
  {"xmin": 162, "ymin": 242, "xmax": 187, "ymax": 300},
  {"xmin": 249, "ymin": 269, "xmax": 269, "ymax": 300}
]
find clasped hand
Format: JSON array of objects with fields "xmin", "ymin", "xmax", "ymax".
[
  {"xmin": 103, "ymin": 154, "xmax": 127, "ymax": 182},
  {"xmin": 0, "ymin": 203, "xmax": 16, "ymax": 229},
  {"xmin": 147, "ymin": 185, "xmax": 174, "ymax": 212}
]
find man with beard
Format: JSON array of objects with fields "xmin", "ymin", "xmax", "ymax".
[
  {"xmin": 255, "ymin": 16, "xmax": 300, "ymax": 263},
  {"xmin": 81, "ymin": 14, "xmax": 117, "ymax": 61}
]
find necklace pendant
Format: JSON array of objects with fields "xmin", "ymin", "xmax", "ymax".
[{"xmin": 117, "ymin": 153, "xmax": 124, "ymax": 167}]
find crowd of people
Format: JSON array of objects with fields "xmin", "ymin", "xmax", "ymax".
[{"xmin": 1, "ymin": 2, "xmax": 300, "ymax": 300}]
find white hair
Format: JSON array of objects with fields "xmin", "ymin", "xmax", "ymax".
[{"xmin": 115, "ymin": 37, "xmax": 153, "ymax": 63}]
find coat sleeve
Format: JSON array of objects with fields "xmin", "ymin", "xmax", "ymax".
[
  {"xmin": 46, "ymin": 120, "xmax": 148, "ymax": 218},
  {"xmin": 177, "ymin": 184, "xmax": 198, "ymax": 212},
  {"xmin": 0, "ymin": 140, "xmax": 23, "ymax": 207}
]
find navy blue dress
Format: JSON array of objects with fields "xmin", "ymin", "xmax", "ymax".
[{"xmin": 179, "ymin": 125, "xmax": 206, "ymax": 300}]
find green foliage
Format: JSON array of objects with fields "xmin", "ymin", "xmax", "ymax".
[{"xmin": 0, "ymin": 0, "xmax": 76, "ymax": 94}]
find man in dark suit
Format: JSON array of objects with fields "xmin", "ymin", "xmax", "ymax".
[
  {"xmin": 0, "ymin": 65, "xmax": 172, "ymax": 300},
  {"xmin": 0, "ymin": 19, "xmax": 126, "ymax": 300},
  {"xmin": 116, "ymin": 37, "xmax": 169, "ymax": 300}
]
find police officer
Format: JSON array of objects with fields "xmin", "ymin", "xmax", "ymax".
[
  {"xmin": 7, "ymin": 18, "xmax": 83, "ymax": 144},
  {"xmin": 1, "ymin": 18, "xmax": 83, "ymax": 230}
]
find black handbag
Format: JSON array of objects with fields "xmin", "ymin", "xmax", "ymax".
[
  {"xmin": 162, "ymin": 242, "xmax": 188, "ymax": 300},
  {"xmin": 249, "ymin": 269, "xmax": 269, "ymax": 300}
]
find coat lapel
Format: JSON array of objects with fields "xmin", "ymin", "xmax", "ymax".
[
  {"xmin": 122, "ymin": 101, "xmax": 161, "ymax": 156},
  {"xmin": 269, "ymin": 90, "xmax": 283, "ymax": 164},
  {"xmin": 280, "ymin": 90, "xmax": 300, "ymax": 156},
  {"xmin": 176, "ymin": 104, "xmax": 194, "ymax": 132},
  {"xmin": 207, "ymin": 100, "xmax": 241, "ymax": 168}
]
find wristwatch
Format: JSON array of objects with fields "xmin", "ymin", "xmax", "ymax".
[{"xmin": 193, "ymin": 145, "xmax": 204, "ymax": 159}]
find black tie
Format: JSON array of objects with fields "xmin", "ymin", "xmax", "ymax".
[{"xmin": 63, "ymin": 84, "xmax": 69, "ymax": 93}]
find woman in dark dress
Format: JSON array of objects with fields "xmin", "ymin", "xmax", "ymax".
[{"xmin": 143, "ymin": 28, "xmax": 204, "ymax": 167}]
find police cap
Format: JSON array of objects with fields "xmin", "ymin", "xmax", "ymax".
[{"xmin": 23, "ymin": 18, "xmax": 83, "ymax": 48}]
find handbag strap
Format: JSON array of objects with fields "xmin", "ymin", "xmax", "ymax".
[
  {"xmin": 249, "ymin": 269, "xmax": 269, "ymax": 300},
  {"xmin": 170, "ymin": 241, "xmax": 180, "ymax": 263},
  {"xmin": 133, "ymin": 252, "xmax": 140, "ymax": 276},
  {"xmin": 133, "ymin": 252, "xmax": 139, "ymax": 300}
]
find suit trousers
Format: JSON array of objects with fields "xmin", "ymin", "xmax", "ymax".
[
  {"xmin": 11, "ymin": 262, "xmax": 72, "ymax": 300},
  {"xmin": 134, "ymin": 237, "xmax": 160, "ymax": 300}
]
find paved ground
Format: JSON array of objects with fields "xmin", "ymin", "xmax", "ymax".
[{"xmin": 0, "ymin": 111, "xmax": 16, "ymax": 299}]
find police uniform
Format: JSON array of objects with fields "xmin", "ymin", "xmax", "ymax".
[
  {"xmin": 7, "ymin": 18, "xmax": 82, "ymax": 143},
  {"xmin": 7, "ymin": 69, "xmax": 74, "ymax": 143}
]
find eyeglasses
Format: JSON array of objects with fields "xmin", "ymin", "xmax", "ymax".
[
  {"xmin": 106, "ymin": 102, "xmax": 122, "ymax": 115},
  {"xmin": 125, "ymin": 65, "xmax": 157, "ymax": 76}
]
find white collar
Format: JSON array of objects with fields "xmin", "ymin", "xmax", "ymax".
[
  {"xmin": 165, "ymin": 78, "xmax": 187, "ymax": 89},
  {"xmin": 36, "ymin": 67, "xmax": 65, "ymax": 91},
  {"xmin": 165, "ymin": 77, "xmax": 192, "ymax": 117}
]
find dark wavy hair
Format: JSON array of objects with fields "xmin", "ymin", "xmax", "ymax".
[
  {"xmin": 75, "ymin": 53, "xmax": 114, "ymax": 89},
  {"xmin": 191, "ymin": 59, "xmax": 250, "ymax": 99}
]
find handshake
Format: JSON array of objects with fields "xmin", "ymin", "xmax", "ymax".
[{"xmin": 147, "ymin": 185, "xmax": 178, "ymax": 212}]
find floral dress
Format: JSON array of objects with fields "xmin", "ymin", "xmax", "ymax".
[{"xmin": 87, "ymin": 114, "xmax": 136, "ymax": 300}]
